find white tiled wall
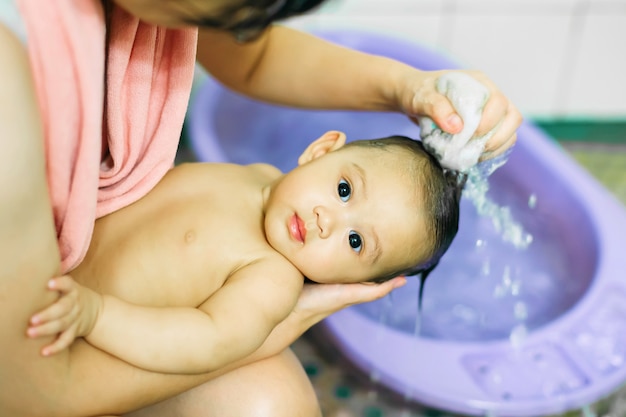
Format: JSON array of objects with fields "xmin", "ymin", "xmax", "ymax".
[{"xmin": 285, "ymin": 0, "xmax": 626, "ymax": 119}]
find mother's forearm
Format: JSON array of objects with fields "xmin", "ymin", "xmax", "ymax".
[
  {"xmin": 197, "ymin": 25, "xmax": 415, "ymax": 112},
  {"xmin": 51, "ymin": 332, "xmax": 297, "ymax": 416}
]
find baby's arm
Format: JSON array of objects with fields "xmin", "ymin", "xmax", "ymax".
[
  {"xmin": 89, "ymin": 258, "xmax": 301, "ymax": 374},
  {"xmin": 33, "ymin": 258, "xmax": 303, "ymax": 375}
]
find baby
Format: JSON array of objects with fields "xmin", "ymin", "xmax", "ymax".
[{"xmin": 27, "ymin": 131, "xmax": 465, "ymax": 375}]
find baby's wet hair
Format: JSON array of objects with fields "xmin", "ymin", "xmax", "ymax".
[{"xmin": 342, "ymin": 136, "xmax": 466, "ymax": 289}]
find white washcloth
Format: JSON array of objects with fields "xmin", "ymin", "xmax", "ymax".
[{"xmin": 419, "ymin": 72, "xmax": 493, "ymax": 172}]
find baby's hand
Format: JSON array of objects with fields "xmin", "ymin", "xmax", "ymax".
[{"xmin": 27, "ymin": 275, "xmax": 102, "ymax": 356}]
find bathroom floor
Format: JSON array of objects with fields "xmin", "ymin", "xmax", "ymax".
[{"xmin": 290, "ymin": 140, "xmax": 626, "ymax": 417}]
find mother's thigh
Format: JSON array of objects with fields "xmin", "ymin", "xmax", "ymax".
[{"xmin": 124, "ymin": 348, "xmax": 321, "ymax": 417}]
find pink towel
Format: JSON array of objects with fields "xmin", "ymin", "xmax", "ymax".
[{"xmin": 16, "ymin": 0, "xmax": 198, "ymax": 273}]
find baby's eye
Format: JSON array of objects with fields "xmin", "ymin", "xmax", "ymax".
[
  {"xmin": 348, "ymin": 231, "xmax": 362, "ymax": 253},
  {"xmin": 338, "ymin": 179, "xmax": 351, "ymax": 202}
]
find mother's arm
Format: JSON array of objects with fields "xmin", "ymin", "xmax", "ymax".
[{"xmin": 196, "ymin": 26, "xmax": 521, "ymax": 159}]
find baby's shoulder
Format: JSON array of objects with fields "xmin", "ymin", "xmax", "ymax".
[
  {"xmin": 169, "ymin": 161, "xmax": 280, "ymax": 184},
  {"xmin": 244, "ymin": 248, "xmax": 301, "ymax": 275},
  {"xmin": 246, "ymin": 162, "xmax": 282, "ymax": 179},
  {"xmin": 235, "ymin": 250, "xmax": 303, "ymax": 288}
]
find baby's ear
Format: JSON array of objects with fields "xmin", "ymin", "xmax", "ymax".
[{"xmin": 298, "ymin": 131, "xmax": 347, "ymax": 165}]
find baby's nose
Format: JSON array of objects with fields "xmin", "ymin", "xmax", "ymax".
[{"xmin": 314, "ymin": 206, "xmax": 333, "ymax": 239}]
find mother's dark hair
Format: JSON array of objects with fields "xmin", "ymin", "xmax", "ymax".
[{"xmin": 181, "ymin": 0, "xmax": 328, "ymax": 38}]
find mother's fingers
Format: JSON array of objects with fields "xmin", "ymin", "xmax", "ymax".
[
  {"xmin": 343, "ymin": 276, "xmax": 407, "ymax": 306},
  {"xmin": 479, "ymin": 131, "xmax": 518, "ymax": 162},
  {"xmin": 299, "ymin": 276, "xmax": 407, "ymax": 316},
  {"xmin": 480, "ymin": 99, "xmax": 522, "ymax": 156},
  {"xmin": 420, "ymin": 91, "xmax": 464, "ymax": 134},
  {"xmin": 475, "ymin": 90, "xmax": 509, "ymax": 137}
]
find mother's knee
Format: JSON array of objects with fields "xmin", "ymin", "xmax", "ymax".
[
  {"xmin": 240, "ymin": 348, "xmax": 321, "ymax": 417},
  {"xmin": 127, "ymin": 348, "xmax": 321, "ymax": 417}
]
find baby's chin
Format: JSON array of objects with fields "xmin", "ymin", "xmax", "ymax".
[
  {"xmin": 301, "ymin": 271, "xmax": 367, "ymax": 285},
  {"xmin": 297, "ymin": 269, "xmax": 338, "ymax": 284},
  {"xmin": 290, "ymin": 257, "xmax": 379, "ymax": 284}
]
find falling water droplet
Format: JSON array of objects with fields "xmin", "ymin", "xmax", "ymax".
[{"xmin": 528, "ymin": 194, "xmax": 537, "ymax": 209}]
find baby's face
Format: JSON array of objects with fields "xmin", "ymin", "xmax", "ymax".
[{"xmin": 264, "ymin": 145, "xmax": 429, "ymax": 284}]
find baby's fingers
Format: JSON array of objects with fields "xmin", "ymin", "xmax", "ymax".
[
  {"xmin": 40, "ymin": 329, "xmax": 77, "ymax": 357},
  {"xmin": 47, "ymin": 275, "xmax": 78, "ymax": 294},
  {"xmin": 27, "ymin": 315, "xmax": 75, "ymax": 338},
  {"xmin": 27, "ymin": 305, "xmax": 77, "ymax": 338},
  {"xmin": 30, "ymin": 286, "xmax": 77, "ymax": 327}
]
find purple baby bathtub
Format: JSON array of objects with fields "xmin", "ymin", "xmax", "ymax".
[{"xmin": 187, "ymin": 29, "xmax": 626, "ymax": 417}]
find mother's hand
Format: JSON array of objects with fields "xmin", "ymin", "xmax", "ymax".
[
  {"xmin": 397, "ymin": 69, "xmax": 522, "ymax": 160},
  {"xmin": 295, "ymin": 277, "xmax": 407, "ymax": 329},
  {"xmin": 256, "ymin": 277, "xmax": 407, "ymax": 357}
]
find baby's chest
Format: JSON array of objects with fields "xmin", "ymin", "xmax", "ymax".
[{"xmin": 129, "ymin": 211, "xmax": 267, "ymax": 305}]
